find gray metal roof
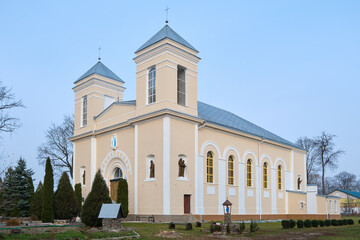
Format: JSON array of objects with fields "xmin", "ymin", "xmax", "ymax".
[
  {"xmin": 98, "ymin": 203, "xmax": 124, "ymax": 219},
  {"xmin": 101, "ymin": 99, "xmax": 299, "ymax": 149},
  {"xmin": 197, "ymin": 101, "xmax": 299, "ymax": 149},
  {"xmin": 75, "ymin": 61, "xmax": 124, "ymax": 83},
  {"xmin": 135, "ymin": 25, "xmax": 198, "ymax": 53}
]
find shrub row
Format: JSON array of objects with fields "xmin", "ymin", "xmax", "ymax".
[{"xmin": 282, "ymin": 219, "xmax": 355, "ymax": 229}]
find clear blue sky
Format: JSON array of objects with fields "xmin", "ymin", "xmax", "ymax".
[{"xmin": 0, "ymin": 1, "xmax": 359, "ymax": 187}]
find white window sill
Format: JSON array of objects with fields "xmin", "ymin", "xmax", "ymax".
[
  {"xmin": 144, "ymin": 178, "xmax": 156, "ymax": 182},
  {"xmin": 176, "ymin": 177, "xmax": 190, "ymax": 182}
]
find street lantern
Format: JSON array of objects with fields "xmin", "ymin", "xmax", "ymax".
[{"xmin": 222, "ymin": 199, "xmax": 232, "ymax": 215}]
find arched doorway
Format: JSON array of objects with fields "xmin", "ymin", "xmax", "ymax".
[{"xmin": 110, "ymin": 167, "xmax": 123, "ymax": 201}]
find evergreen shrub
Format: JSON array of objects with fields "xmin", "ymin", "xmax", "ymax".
[
  {"xmin": 342, "ymin": 219, "xmax": 348, "ymax": 225},
  {"xmin": 209, "ymin": 222, "xmax": 215, "ymax": 233},
  {"xmin": 289, "ymin": 219, "xmax": 296, "ymax": 228},
  {"xmin": 281, "ymin": 220, "xmax": 290, "ymax": 229},
  {"xmin": 250, "ymin": 220, "xmax": 259, "ymax": 232},
  {"xmin": 74, "ymin": 183, "xmax": 82, "ymax": 215},
  {"xmin": 348, "ymin": 219, "xmax": 354, "ymax": 225},
  {"xmin": 41, "ymin": 158, "xmax": 54, "ymax": 223},
  {"xmin": 296, "ymin": 220, "xmax": 304, "ymax": 228},
  {"xmin": 116, "ymin": 179, "xmax": 129, "ymax": 217},
  {"xmin": 54, "ymin": 172, "xmax": 78, "ymax": 219},
  {"xmin": 81, "ymin": 170, "xmax": 111, "ymax": 227},
  {"xmin": 324, "ymin": 220, "xmax": 331, "ymax": 226},
  {"xmin": 30, "ymin": 182, "xmax": 43, "ymax": 220},
  {"xmin": 338, "ymin": 219, "xmax": 344, "ymax": 226},
  {"xmin": 239, "ymin": 221, "xmax": 245, "ymax": 234},
  {"xmin": 311, "ymin": 220, "xmax": 319, "ymax": 227},
  {"xmin": 358, "ymin": 219, "xmax": 360, "ymax": 224},
  {"xmin": 319, "ymin": 220, "xmax": 324, "ymax": 227},
  {"xmin": 304, "ymin": 219, "xmax": 312, "ymax": 228},
  {"xmin": 331, "ymin": 219, "xmax": 339, "ymax": 226}
]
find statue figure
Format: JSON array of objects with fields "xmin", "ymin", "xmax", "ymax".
[
  {"xmin": 297, "ymin": 177, "xmax": 302, "ymax": 190},
  {"xmin": 178, "ymin": 158, "xmax": 186, "ymax": 177},
  {"xmin": 150, "ymin": 160, "xmax": 155, "ymax": 178},
  {"xmin": 82, "ymin": 170, "xmax": 86, "ymax": 185}
]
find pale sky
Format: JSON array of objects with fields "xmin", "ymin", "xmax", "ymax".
[{"xmin": 0, "ymin": 1, "xmax": 359, "ymax": 187}]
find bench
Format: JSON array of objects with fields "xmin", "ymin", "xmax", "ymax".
[
  {"xmin": 169, "ymin": 222, "xmax": 192, "ymax": 230},
  {"xmin": 135, "ymin": 215, "xmax": 155, "ymax": 223}
]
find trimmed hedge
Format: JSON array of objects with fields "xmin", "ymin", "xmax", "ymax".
[
  {"xmin": 296, "ymin": 220, "xmax": 304, "ymax": 228},
  {"xmin": 324, "ymin": 220, "xmax": 331, "ymax": 226},
  {"xmin": 281, "ymin": 220, "xmax": 290, "ymax": 229},
  {"xmin": 311, "ymin": 220, "xmax": 319, "ymax": 227},
  {"xmin": 331, "ymin": 219, "xmax": 339, "ymax": 226},
  {"xmin": 319, "ymin": 220, "xmax": 324, "ymax": 227},
  {"xmin": 338, "ymin": 220, "xmax": 344, "ymax": 226},
  {"xmin": 304, "ymin": 219, "xmax": 312, "ymax": 228},
  {"xmin": 348, "ymin": 219, "xmax": 354, "ymax": 225},
  {"xmin": 289, "ymin": 220, "xmax": 296, "ymax": 228},
  {"xmin": 358, "ymin": 219, "xmax": 360, "ymax": 224}
]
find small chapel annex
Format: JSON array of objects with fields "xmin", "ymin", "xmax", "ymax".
[{"xmin": 71, "ymin": 24, "xmax": 340, "ymax": 221}]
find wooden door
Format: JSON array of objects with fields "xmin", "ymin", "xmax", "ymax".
[
  {"xmin": 184, "ymin": 195, "xmax": 191, "ymax": 214},
  {"xmin": 110, "ymin": 179, "xmax": 119, "ymax": 202}
]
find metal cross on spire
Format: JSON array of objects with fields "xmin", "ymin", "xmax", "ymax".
[
  {"xmin": 98, "ymin": 47, "xmax": 101, "ymax": 61},
  {"xmin": 165, "ymin": 7, "xmax": 169, "ymax": 24}
]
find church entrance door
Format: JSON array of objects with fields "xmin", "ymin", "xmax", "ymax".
[
  {"xmin": 184, "ymin": 195, "xmax": 191, "ymax": 214},
  {"xmin": 110, "ymin": 179, "xmax": 119, "ymax": 202}
]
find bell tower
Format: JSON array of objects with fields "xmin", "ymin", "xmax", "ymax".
[{"xmin": 133, "ymin": 25, "xmax": 200, "ymax": 116}]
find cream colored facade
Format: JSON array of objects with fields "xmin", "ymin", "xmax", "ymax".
[{"xmin": 71, "ymin": 25, "xmax": 340, "ymax": 221}]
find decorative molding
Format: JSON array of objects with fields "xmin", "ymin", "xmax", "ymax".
[
  {"xmin": 223, "ymin": 146, "xmax": 241, "ymax": 163},
  {"xmin": 200, "ymin": 141, "xmax": 222, "ymax": 159},
  {"xmin": 163, "ymin": 117, "xmax": 171, "ymax": 215},
  {"xmin": 134, "ymin": 125, "xmax": 138, "ymax": 214},
  {"xmin": 243, "ymin": 151, "xmax": 258, "ymax": 165}
]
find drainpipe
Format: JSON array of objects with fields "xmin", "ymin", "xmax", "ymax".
[
  {"xmin": 198, "ymin": 121, "xmax": 206, "ymax": 129},
  {"xmin": 258, "ymin": 138, "xmax": 265, "ymax": 221}
]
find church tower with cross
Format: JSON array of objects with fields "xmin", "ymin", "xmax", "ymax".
[{"xmin": 71, "ymin": 22, "xmax": 341, "ymax": 222}]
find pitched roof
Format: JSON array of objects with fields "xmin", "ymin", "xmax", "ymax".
[
  {"xmin": 106, "ymin": 99, "xmax": 299, "ymax": 149},
  {"xmin": 197, "ymin": 101, "xmax": 300, "ymax": 149},
  {"xmin": 336, "ymin": 189, "xmax": 360, "ymax": 199},
  {"xmin": 135, "ymin": 25, "xmax": 198, "ymax": 53},
  {"xmin": 75, "ymin": 61, "xmax": 124, "ymax": 83}
]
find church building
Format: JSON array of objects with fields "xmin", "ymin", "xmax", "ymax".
[{"xmin": 71, "ymin": 24, "xmax": 340, "ymax": 221}]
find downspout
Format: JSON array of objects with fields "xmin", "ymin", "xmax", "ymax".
[
  {"xmin": 258, "ymin": 138, "xmax": 265, "ymax": 221},
  {"xmin": 198, "ymin": 120, "xmax": 206, "ymax": 129}
]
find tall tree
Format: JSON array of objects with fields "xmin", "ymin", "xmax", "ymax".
[
  {"xmin": 54, "ymin": 172, "xmax": 78, "ymax": 219},
  {"xmin": 296, "ymin": 137, "xmax": 319, "ymax": 184},
  {"xmin": 74, "ymin": 183, "xmax": 82, "ymax": 215},
  {"xmin": 314, "ymin": 132, "xmax": 344, "ymax": 194},
  {"xmin": 116, "ymin": 179, "xmax": 129, "ymax": 217},
  {"xmin": 333, "ymin": 171, "xmax": 358, "ymax": 191},
  {"xmin": 30, "ymin": 182, "xmax": 43, "ymax": 220},
  {"xmin": 81, "ymin": 170, "xmax": 111, "ymax": 227},
  {"xmin": 38, "ymin": 115, "xmax": 74, "ymax": 178},
  {"xmin": 42, "ymin": 158, "xmax": 54, "ymax": 222},
  {"xmin": 0, "ymin": 82, "xmax": 23, "ymax": 134},
  {"xmin": 1, "ymin": 167, "xmax": 15, "ymax": 216}
]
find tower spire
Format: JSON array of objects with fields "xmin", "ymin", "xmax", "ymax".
[
  {"xmin": 165, "ymin": 7, "xmax": 169, "ymax": 24},
  {"xmin": 98, "ymin": 46, "xmax": 101, "ymax": 61}
]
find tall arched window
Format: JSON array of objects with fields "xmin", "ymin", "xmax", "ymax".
[
  {"xmin": 177, "ymin": 66, "xmax": 186, "ymax": 106},
  {"xmin": 207, "ymin": 152, "xmax": 213, "ymax": 183},
  {"xmin": 148, "ymin": 67, "xmax": 156, "ymax": 104},
  {"xmin": 263, "ymin": 162, "xmax": 268, "ymax": 188},
  {"xmin": 228, "ymin": 155, "xmax": 234, "ymax": 185},
  {"xmin": 278, "ymin": 165, "xmax": 282, "ymax": 190},
  {"xmin": 247, "ymin": 159, "xmax": 252, "ymax": 187}
]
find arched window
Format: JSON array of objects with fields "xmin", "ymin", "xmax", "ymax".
[
  {"xmin": 177, "ymin": 66, "xmax": 186, "ymax": 106},
  {"xmin": 263, "ymin": 162, "xmax": 268, "ymax": 188},
  {"xmin": 329, "ymin": 200, "xmax": 332, "ymax": 212},
  {"xmin": 278, "ymin": 165, "xmax": 282, "ymax": 190},
  {"xmin": 228, "ymin": 155, "xmax": 234, "ymax": 185},
  {"xmin": 207, "ymin": 152, "xmax": 213, "ymax": 183},
  {"xmin": 247, "ymin": 159, "xmax": 252, "ymax": 187},
  {"xmin": 113, "ymin": 167, "xmax": 123, "ymax": 179},
  {"xmin": 148, "ymin": 67, "xmax": 156, "ymax": 104},
  {"xmin": 334, "ymin": 200, "xmax": 337, "ymax": 212}
]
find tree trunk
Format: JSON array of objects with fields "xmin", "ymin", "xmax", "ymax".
[{"xmin": 322, "ymin": 164, "xmax": 325, "ymax": 195}]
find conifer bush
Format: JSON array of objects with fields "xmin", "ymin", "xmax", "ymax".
[
  {"xmin": 342, "ymin": 219, "xmax": 348, "ymax": 225},
  {"xmin": 239, "ymin": 221, "xmax": 245, "ymax": 234},
  {"xmin": 74, "ymin": 183, "xmax": 82, "ymax": 215},
  {"xmin": 54, "ymin": 172, "xmax": 78, "ymax": 219},
  {"xmin": 324, "ymin": 219, "xmax": 331, "ymax": 226},
  {"xmin": 116, "ymin": 179, "xmax": 129, "ymax": 217},
  {"xmin": 42, "ymin": 158, "xmax": 54, "ymax": 222},
  {"xmin": 296, "ymin": 220, "xmax": 304, "ymax": 228},
  {"xmin": 338, "ymin": 219, "xmax": 344, "ymax": 226},
  {"xmin": 311, "ymin": 220, "xmax": 319, "ymax": 227},
  {"xmin": 348, "ymin": 219, "xmax": 354, "ymax": 225},
  {"xmin": 81, "ymin": 170, "xmax": 111, "ymax": 227},
  {"xmin": 30, "ymin": 182, "xmax": 43, "ymax": 220},
  {"xmin": 319, "ymin": 220, "xmax": 324, "ymax": 227},
  {"xmin": 289, "ymin": 219, "xmax": 296, "ymax": 228},
  {"xmin": 304, "ymin": 219, "xmax": 312, "ymax": 228},
  {"xmin": 250, "ymin": 220, "xmax": 259, "ymax": 232},
  {"xmin": 281, "ymin": 220, "xmax": 290, "ymax": 229},
  {"xmin": 331, "ymin": 219, "xmax": 339, "ymax": 226}
]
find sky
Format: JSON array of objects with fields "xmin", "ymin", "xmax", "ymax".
[{"xmin": 0, "ymin": 1, "xmax": 359, "ymax": 187}]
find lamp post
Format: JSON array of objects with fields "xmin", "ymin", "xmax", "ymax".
[{"xmin": 222, "ymin": 199, "xmax": 232, "ymax": 226}]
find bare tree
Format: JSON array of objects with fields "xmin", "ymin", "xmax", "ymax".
[
  {"xmin": 38, "ymin": 115, "xmax": 74, "ymax": 178},
  {"xmin": 314, "ymin": 132, "xmax": 344, "ymax": 194},
  {"xmin": 0, "ymin": 82, "xmax": 23, "ymax": 133},
  {"xmin": 333, "ymin": 171, "xmax": 358, "ymax": 191},
  {"xmin": 296, "ymin": 137, "xmax": 319, "ymax": 184}
]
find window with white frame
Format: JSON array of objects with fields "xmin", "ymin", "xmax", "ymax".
[
  {"xmin": 82, "ymin": 96, "xmax": 87, "ymax": 127},
  {"xmin": 148, "ymin": 67, "xmax": 156, "ymax": 104},
  {"xmin": 334, "ymin": 200, "xmax": 337, "ymax": 212},
  {"xmin": 113, "ymin": 167, "xmax": 123, "ymax": 179},
  {"xmin": 177, "ymin": 66, "xmax": 186, "ymax": 106},
  {"xmin": 329, "ymin": 200, "xmax": 332, "ymax": 213}
]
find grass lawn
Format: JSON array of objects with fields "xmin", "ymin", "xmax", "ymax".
[{"xmin": 0, "ymin": 216, "xmax": 359, "ymax": 239}]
